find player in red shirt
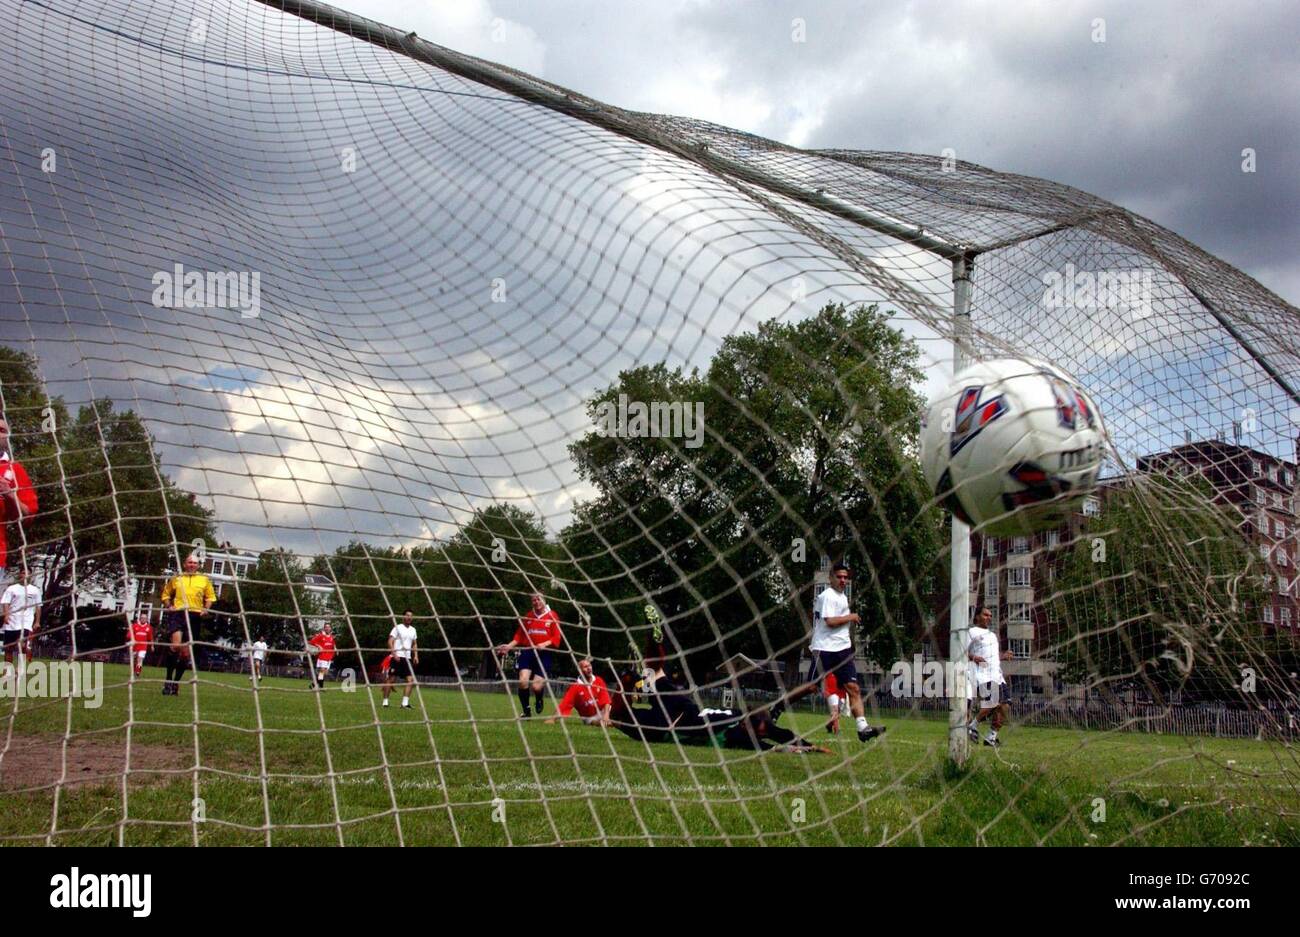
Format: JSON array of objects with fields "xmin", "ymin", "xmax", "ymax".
[
  {"xmin": 0, "ymin": 415, "xmax": 39, "ymax": 574},
  {"xmin": 495, "ymin": 590, "xmax": 563, "ymax": 718},
  {"xmin": 544, "ymin": 658, "xmax": 611, "ymax": 726},
  {"xmin": 127, "ymin": 616, "xmax": 154, "ymax": 677},
  {"xmin": 307, "ymin": 623, "xmax": 337, "ymax": 689}
]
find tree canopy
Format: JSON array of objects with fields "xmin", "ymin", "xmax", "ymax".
[
  {"xmin": 1045, "ymin": 473, "xmax": 1268, "ymax": 702},
  {"xmin": 1, "ymin": 348, "xmax": 214, "ymax": 620},
  {"xmin": 562, "ymin": 302, "xmax": 942, "ymax": 679}
]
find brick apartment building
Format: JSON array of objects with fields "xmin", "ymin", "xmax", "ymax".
[
  {"xmin": 962, "ymin": 437, "xmax": 1298, "ymax": 698},
  {"xmin": 1137, "ymin": 439, "xmax": 1298, "ymax": 633}
]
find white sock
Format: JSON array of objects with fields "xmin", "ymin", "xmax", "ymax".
[
  {"xmin": 402, "ymin": 698, "xmax": 410, "ymax": 708},
  {"xmin": 987, "ymin": 729, "xmax": 998, "ymax": 741},
  {"xmin": 382, "ymin": 699, "xmax": 389, "ymax": 707},
  {"xmin": 827, "ymin": 694, "xmax": 839, "ymax": 714},
  {"xmin": 856, "ymin": 716, "xmax": 869, "ymax": 732}
]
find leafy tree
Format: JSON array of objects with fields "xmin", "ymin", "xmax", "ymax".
[
  {"xmin": 211, "ymin": 549, "xmax": 324, "ymax": 652},
  {"xmin": 0, "ymin": 348, "xmax": 214, "ymax": 621},
  {"xmin": 310, "ymin": 542, "xmax": 428, "ymax": 673},
  {"xmin": 1045, "ymin": 473, "xmax": 1268, "ymax": 702},
  {"xmin": 424, "ymin": 505, "xmax": 572, "ymax": 674},
  {"xmin": 311, "ymin": 506, "xmax": 569, "ymax": 677},
  {"xmin": 563, "ymin": 303, "xmax": 943, "ymax": 681}
]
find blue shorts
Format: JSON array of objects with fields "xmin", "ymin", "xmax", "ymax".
[
  {"xmin": 812, "ymin": 648, "xmax": 858, "ymax": 687},
  {"xmin": 516, "ymin": 649, "xmax": 552, "ymax": 677}
]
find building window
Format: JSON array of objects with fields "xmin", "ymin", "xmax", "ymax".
[
  {"xmin": 211, "ymin": 559, "xmax": 226, "ymax": 577},
  {"xmin": 113, "ymin": 600, "xmax": 125, "ymax": 613},
  {"xmin": 1009, "ymin": 638, "xmax": 1031, "ymax": 659},
  {"xmin": 1278, "ymin": 576, "xmax": 1288, "ymax": 595},
  {"xmin": 985, "ymin": 537, "xmax": 999, "ymax": 557},
  {"xmin": 1273, "ymin": 492, "xmax": 1283, "ymax": 508},
  {"xmin": 1261, "ymin": 544, "xmax": 1271, "ymax": 560},
  {"xmin": 1046, "ymin": 530, "xmax": 1060, "ymax": 548},
  {"xmin": 1281, "ymin": 550, "xmax": 1290, "ymax": 567},
  {"xmin": 1082, "ymin": 497, "xmax": 1100, "ymax": 517},
  {"xmin": 1275, "ymin": 519, "xmax": 1286, "ymax": 538},
  {"xmin": 1012, "ymin": 536, "xmax": 1029, "ymax": 554},
  {"xmin": 235, "ymin": 563, "xmax": 250, "ymax": 577},
  {"xmin": 1252, "ymin": 459, "xmax": 1262, "ymax": 477},
  {"xmin": 1263, "ymin": 606, "xmax": 1275, "ymax": 624},
  {"xmin": 1008, "ymin": 602, "xmax": 1030, "ymax": 622},
  {"xmin": 986, "ymin": 573, "xmax": 999, "ymax": 598},
  {"xmin": 1283, "ymin": 607, "xmax": 1294, "ymax": 628},
  {"xmin": 1009, "ymin": 567, "xmax": 1032, "ymax": 587}
]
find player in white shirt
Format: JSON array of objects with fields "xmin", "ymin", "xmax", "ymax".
[
  {"xmin": 250, "ymin": 637, "xmax": 268, "ymax": 682},
  {"xmin": 1, "ymin": 567, "xmax": 41, "ymax": 672},
  {"xmin": 383, "ymin": 609, "xmax": 419, "ymax": 709},
  {"xmin": 966, "ymin": 604, "xmax": 1013, "ymax": 747},
  {"xmin": 809, "ymin": 563, "xmax": 884, "ymax": 742}
]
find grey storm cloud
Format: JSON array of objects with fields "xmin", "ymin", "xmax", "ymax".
[
  {"xmin": 2, "ymin": 0, "xmax": 1295, "ymax": 560},
  {"xmin": 3, "ymin": 0, "xmax": 876, "ymax": 556},
  {"xmin": 481, "ymin": 0, "xmax": 1299, "ymax": 303}
]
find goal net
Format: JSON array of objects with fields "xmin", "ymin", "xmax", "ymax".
[{"xmin": 0, "ymin": 0, "xmax": 1297, "ymax": 846}]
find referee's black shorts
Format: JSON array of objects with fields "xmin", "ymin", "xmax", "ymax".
[{"xmin": 163, "ymin": 609, "xmax": 199, "ymax": 641}]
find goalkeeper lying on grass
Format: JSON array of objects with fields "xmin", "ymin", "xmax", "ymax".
[{"xmin": 608, "ymin": 673, "xmax": 829, "ymax": 753}]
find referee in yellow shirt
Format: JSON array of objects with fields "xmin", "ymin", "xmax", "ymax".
[{"xmin": 159, "ymin": 553, "xmax": 215, "ymax": 696}]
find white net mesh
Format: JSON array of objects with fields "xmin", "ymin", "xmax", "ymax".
[{"xmin": 0, "ymin": 0, "xmax": 1297, "ymax": 845}]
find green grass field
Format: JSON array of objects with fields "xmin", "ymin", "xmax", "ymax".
[{"xmin": 1, "ymin": 663, "xmax": 1296, "ymax": 846}]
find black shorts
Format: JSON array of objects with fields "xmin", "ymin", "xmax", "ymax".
[
  {"xmin": 387, "ymin": 657, "xmax": 414, "ymax": 679},
  {"xmin": 3, "ymin": 629, "xmax": 30, "ymax": 649},
  {"xmin": 812, "ymin": 648, "xmax": 858, "ymax": 687},
  {"xmin": 976, "ymin": 681, "xmax": 1009, "ymax": 707},
  {"xmin": 163, "ymin": 609, "xmax": 200, "ymax": 640}
]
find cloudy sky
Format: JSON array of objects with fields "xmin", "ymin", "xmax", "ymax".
[
  {"xmin": 346, "ymin": 0, "xmax": 1299, "ymax": 304},
  {"xmin": 2, "ymin": 0, "xmax": 1296, "ymax": 565}
]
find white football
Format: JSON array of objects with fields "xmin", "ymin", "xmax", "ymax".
[{"xmin": 920, "ymin": 358, "xmax": 1106, "ymax": 534}]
